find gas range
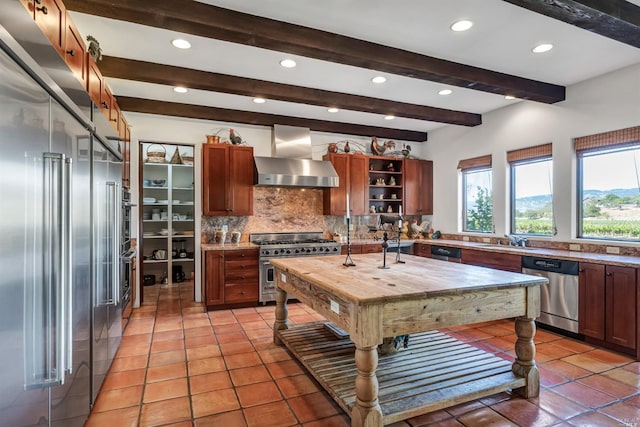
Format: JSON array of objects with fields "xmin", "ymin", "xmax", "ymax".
[
  {"xmin": 251, "ymin": 232, "xmax": 341, "ymax": 304},
  {"xmin": 251, "ymin": 232, "xmax": 341, "ymax": 258}
]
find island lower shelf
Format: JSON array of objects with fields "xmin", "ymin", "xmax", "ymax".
[{"xmin": 277, "ymin": 322, "xmax": 526, "ymax": 425}]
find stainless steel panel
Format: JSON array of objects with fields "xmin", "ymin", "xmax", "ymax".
[
  {"xmin": 0, "ymin": 43, "xmax": 51, "ymax": 427},
  {"xmin": 49, "ymin": 99, "xmax": 91, "ymax": 425}
]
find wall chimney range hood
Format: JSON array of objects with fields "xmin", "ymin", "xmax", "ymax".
[{"xmin": 254, "ymin": 124, "xmax": 339, "ymax": 188}]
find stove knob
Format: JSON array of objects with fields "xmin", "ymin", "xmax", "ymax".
[
  {"xmin": 306, "ymin": 248, "xmax": 311, "ymax": 253},
  {"xmin": 325, "ymin": 247, "xmax": 330, "ymax": 252},
  {"xmin": 333, "ymin": 247, "xmax": 338, "ymax": 252},
  {"xmin": 274, "ymin": 250, "xmax": 279, "ymax": 255},
  {"xmin": 286, "ymin": 249, "xmax": 291, "ymax": 254},
  {"xmin": 263, "ymin": 250, "xmax": 270, "ymax": 256},
  {"xmin": 312, "ymin": 247, "xmax": 317, "ymax": 252},
  {"xmin": 295, "ymin": 249, "xmax": 300, "ymax": 254}
]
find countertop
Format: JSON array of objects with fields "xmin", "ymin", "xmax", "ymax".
[
  {"xmin": 199, "ymin": 238, "xmax": 640, "ymax": 267},
  {"xmin": 413, "ymin": 239, "xmax": 640, "ymax": 268},
  {"xmin": 201, "ymin": 242, "xmax": 258, "ymax": 251}
]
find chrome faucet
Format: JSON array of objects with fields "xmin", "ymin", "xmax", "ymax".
[{"xmin": 505, "ymin": 234, "xmax": 528, "ymax": 247}]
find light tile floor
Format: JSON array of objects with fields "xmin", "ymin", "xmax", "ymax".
[{"xmin": 85, "ymin": 282, "xmax": 640, "ymax": 426}]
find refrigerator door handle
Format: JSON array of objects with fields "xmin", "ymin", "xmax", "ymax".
[
  {"xmin": 106, "ymin": 181, "xmax": 120, "ymax": 306},
  {"xmin": 26, "ymin": 152, "xmax": 65, "ymax": 388},
  {"xmin": 63, "ymin": 157, "xmax": 73, "ymax": 375}
]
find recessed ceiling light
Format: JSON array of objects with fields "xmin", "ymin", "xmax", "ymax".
[
  {"xmin": 450, "ymin": 20, "xmax": 473, "ymax": 32},
  {"xmin": 371, "ymin": 76, "xmax": 387, "ymax": 84},
  {"xmin": 505, "ymin": 95, "xmax": 516, "ymax": 100},
  {"xmin": 384, "ymin": 115, "xmax": 395, "ymax": 120},
  {"xmin": 532, "ymin": 43, "xmax": 553, "ymax": 53},
  {"xmin": 280, "ymin": 59, "xmax": 296, "ymax": 68},
  {"xmin": 171, "ymin": 38, "xmax": 191, "ymax": 49},
  {"xmin": 253, "ymin": 97, "xmax": 266, "ymax": 104},
  {"xmin": 438, "ymin": 89, "xmax": 453, "ymax": 96},
  {"xmin": 327, "ymin": 107, "xmax": 339, "ymax": 113},
  {"xmin": 173, "ymin": 87, "xmax": 188, "ymax": 93}
]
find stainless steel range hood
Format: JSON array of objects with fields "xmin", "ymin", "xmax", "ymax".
[{"xmin": 254, "ymin": 125, "xmax": 339, "ymax": 188}]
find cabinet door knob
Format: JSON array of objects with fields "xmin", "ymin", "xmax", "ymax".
[
  {"xmin": 579, "ymin": 268, "xmax": 584, "ymax": 272},
  {"xmin": 606, "ymin": 272, "xmax": 612, "ymax": 276},
  {"xmin": 66, "ymin": 49, "xmax": 75, "ymax": 57},
  {"xmin": 36, "ymin": 5, "xmax": 48, "ymax": 14}
]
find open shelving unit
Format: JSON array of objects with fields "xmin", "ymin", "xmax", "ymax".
[
  {"xmin": 140, "ymin": 143, "xmax": 195, "ymax": 286},
  {"xmin": 368, "ymin": 156, "xmax": 404, "ymax": 215}
]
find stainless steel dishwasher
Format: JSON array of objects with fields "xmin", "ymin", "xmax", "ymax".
[
  {"xmin": 522, "ymin": 256, "xmax": 580, "ymax": 333},
  {"xmin": 430, "ymin": 245, "xmax": 462, "ymax": 262}
]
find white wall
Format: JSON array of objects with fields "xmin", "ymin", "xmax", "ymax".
[{"xmin": 421, "ymin": 63, "xmax": 640, "ymax": 242}]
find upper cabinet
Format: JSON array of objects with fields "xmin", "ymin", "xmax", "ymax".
[
  {"xmin": 323, "ymin": 153, "xmax": 368, "ymax": 216},
  {"xmin": 63, "ymin": 11, "xmax": 87, "ymax": 87},
  {"xmin": 404, "ymin": 159, "xmax": 433, "ymax": 216},
  {"xmin": 21, "ymin": 0, "xmax": 67, "ymax": 58},
  {"xmin": 203, "ymin": 144, "xmax": 254, "ymax": 216}
]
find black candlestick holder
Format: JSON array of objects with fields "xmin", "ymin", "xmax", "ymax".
[
  {"xmin": 343, "ymin": 217, "xmax": 356, "ymax": 267},
  {"xmin": 395, "ymin": 219, "xmax": 405, "ymax": 264},
  {"xmin": 379, "ymin": 231, "xmax": 390, "ymax": 269}
]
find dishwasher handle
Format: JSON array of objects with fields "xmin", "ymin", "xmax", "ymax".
[{"xmin": 521, "ymin": 256, "xmax": 579, "ymax": 275}]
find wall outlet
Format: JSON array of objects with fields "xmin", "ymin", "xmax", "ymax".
[
  {"xmin": 330, "ymin": 300, "xmax": 340, "ymax": 314},
  {"xmin": 462, "ymin": 236, "xmax": 469, "ymax": 241},
  {"xmin": 606, "ymin": 246, "xmax": 620, "ymax": 254},
  {"xmin": 569, "ymin": 244, "xmax": 581, "ymax": 251},
  {"xmin": 482, "ymin": 237, "xmax": 491, "ymax": 243}
]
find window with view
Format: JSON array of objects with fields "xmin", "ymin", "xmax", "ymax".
[
  {"xmin": 577, "ymin": 145, "xmax": 640, "ymax": 241},
  {"xmin": 459, "ymin": 155, "xmax": 493, "ymax": 233},
  {"xmin": 463, "ymin": 169, "xmax": 493, "ymax": 232},
  {"xmin": 508, "ymin": 144, "xmax": 554, "ymax": 236}
]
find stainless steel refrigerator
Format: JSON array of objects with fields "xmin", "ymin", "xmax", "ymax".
[
  {"xmin": 0, "ymin": 24, "xmax": 121, "ymax": 426},
  {"xmin": 91, "ymin": 134, "xmax": 123, "ymax": 405}
]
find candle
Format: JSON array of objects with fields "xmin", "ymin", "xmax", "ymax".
[
  {"xmin": 346, "ymin": 193, "xmax": 350, "ymax": 219},
  {"xmin": 399, "ymin": 205, "xmax": 402, "ymax": 217}
]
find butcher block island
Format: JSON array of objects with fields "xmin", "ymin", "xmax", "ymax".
[{"xmin": 270, "ymin": 253, "xmax": 546, "ymax": 427}]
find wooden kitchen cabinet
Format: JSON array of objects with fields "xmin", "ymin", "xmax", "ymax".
[
  {"xmin": 323, "ymin": 153, "xmax": 368, "ymax": 216},
  {"xmin": 461, "ymin": 248, "xmax": 521, "ymax": 272},
  {"xmin": 579, "ymin": 262, "xmax": 638, "ymax": 355},
  {"xmin": 86, "ymin": 55, "xmax": 103, "ymax": 107},
  {"xmin": 63, "ymin": 11, "xmax": 88, "ymax": 88},
  {"xmin": 203, "ymin": 144, "xmax": 254, "ymax": 216},
  {"xmin": 404, "ymin": 159, "xmax": 433, "ymax": 216},
  {"xmin": 204, "ymin": 248, "xmax": 259, "ymax": 309},
  {"xmin": 21, "ymin": 0, "xmax": 67, "ymax": 58}
]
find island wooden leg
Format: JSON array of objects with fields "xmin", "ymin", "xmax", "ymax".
[
  {"xmin": 512, "ymin": 316, "xmax": 539, "ymax": 398},
  {"xmin": 273, "ymin": 288, "xmax": 289, "ymax": 346},
  {"xmin": 350, "ymin": 345, "xmax": 383, "ymax": 427}
]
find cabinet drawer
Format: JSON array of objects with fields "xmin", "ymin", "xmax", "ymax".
[
  {"xmin": 224, "ymin": 283, "xmax": 258, "ymax": 303},
  {"xmin": 224, "ymin": 264, "xmax": 259, "ymax": 281},
  {"xmin": 414, "ymin": 244, "xmax": 431, "ymax": 257},
  {"xmin": 225, "ymin": 249, "xmax": 259, "ymax": 261},
  {"xmin": 461, "ymin": 249, "xmax": 521, "ymax": 272},
  {"xmin": 362, "ymin": 244, "xmax": 382, "ymax": 253}
]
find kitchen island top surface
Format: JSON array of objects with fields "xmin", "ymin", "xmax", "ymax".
[{"xmin": 270, "ymin": 253, "xmax": 546, "ymax": 304}]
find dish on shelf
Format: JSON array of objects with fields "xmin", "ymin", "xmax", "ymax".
[
  {"xmin": 181, "ymin": 201, "xmax": 194, "ymax": 205},
  {"xmin": 157, "ymin": 199, "xmax": 169, "ymax": 204},
  {"xmin": 158, "ymin": 229, "xmax": 169, "ymax": 236},
  {"xmin": 172, "ymin": 200, "xmax": 180, "ymax": 204},
  {"xmin": 151, "ymin": 179, "xmax": 166, "ymax": 186},
  {"xmin": 143, "ymin": 197, "xmax": 156, "ymax": 203}
]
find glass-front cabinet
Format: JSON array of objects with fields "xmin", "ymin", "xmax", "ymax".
[{"xmin": 140, "ymin": 142, "xmax": 195, "ymax": 286}]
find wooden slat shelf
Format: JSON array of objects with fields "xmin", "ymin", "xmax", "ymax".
[{"xmin": 277, "ymin": 322, "xmax": 525, "ymax": 425}]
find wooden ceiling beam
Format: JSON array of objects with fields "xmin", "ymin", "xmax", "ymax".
[
  {"xmin": 101, "ymin": 56, "xmax": 481, "ymax": 127},
  {"xmin": 117, "ymin": 97, "xmax": 428, "ymax": 142},
  {"xmin": 65, "ymin": 0, "xmax": 565, "ymax": 103},
  {"xmin": 502, "ymin": 0, "xmax": 640, "ymax": 49}
]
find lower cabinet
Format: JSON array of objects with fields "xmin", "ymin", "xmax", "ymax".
[
  {"xmin": 579, "ymin": 262, "xmax": 638, "ymax": 355},
  {"xmin": 204, "ymin": 248, "xmax": 259, "ymax": 309},
  {"xmin": 461, "ymin": 249, "xmax": 522, "ymax": 272}
]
